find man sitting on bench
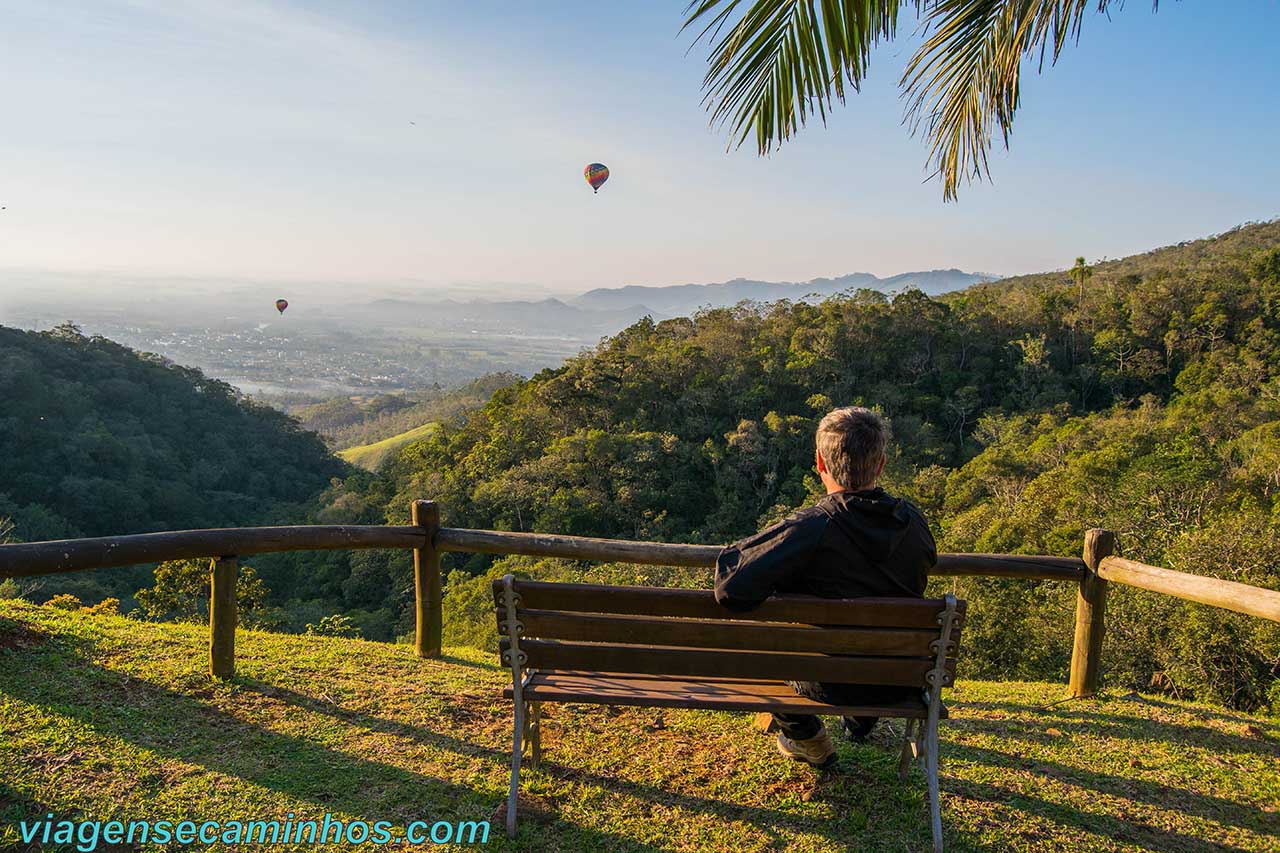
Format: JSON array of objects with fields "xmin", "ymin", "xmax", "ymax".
[{"xmin": 714, "ymin": 406, "xmax": 938, "ymax": 768}]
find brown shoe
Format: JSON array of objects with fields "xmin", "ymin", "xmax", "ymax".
[{"xmin": 776, "ymin": 727, "xmax": 837, "ymax": 768}]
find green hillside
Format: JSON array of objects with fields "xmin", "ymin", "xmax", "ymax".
[
  {"xmin": 0, "ymin": 324, "xmax": 345, "ymax": 543},
  {"xmin": 0, "ymin": 324, "xmax": 348, "ymax": 607},
  {"xmin": 3, "ymin": 601, "xmax": 1277, "ymax": 852},
  {"xmin": 337, "ymin": 422, "xmax": 438, "ymax": 470}
]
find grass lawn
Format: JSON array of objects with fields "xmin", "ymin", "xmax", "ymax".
[
  {"xmin": 1, "ymin": 600, "xmax": 1277, "ymax": 852},
  {"xmin": 337, "ymin": 422, "xmax": 437, "ymax": 471}
]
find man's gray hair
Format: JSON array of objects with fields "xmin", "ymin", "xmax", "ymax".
[{"xmin": 816, "ymin": 407, "xmax": 889, "ymax": 490}]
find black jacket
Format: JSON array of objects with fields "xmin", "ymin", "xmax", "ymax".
[{"xmin": 714, "ymin": 488, "xmax": 937, "ymax": 611}]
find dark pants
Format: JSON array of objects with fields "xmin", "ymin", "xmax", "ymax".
[{"xmin": 773, "ymin": 681, "xmax": 918, "ymax": 741}]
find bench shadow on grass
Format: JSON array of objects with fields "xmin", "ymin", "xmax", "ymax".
[
  {"xmin": 236, "ymin": 681, "xmax": 1277, "ymax": 853},
  {"xmin": 238, "ymin": 680, "xmax": 888, "ymax": 851}
]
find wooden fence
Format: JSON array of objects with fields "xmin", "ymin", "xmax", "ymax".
[{"xmin": 1, "ymin": 499, "xmax": 1277, "ymax": 694}]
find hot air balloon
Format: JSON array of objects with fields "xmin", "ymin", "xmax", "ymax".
[
  {"xmin": 584, "ymin": 163, "xmax": 609, "ymax": 194},
  {"xmin": 275, "ymin": 299, "xmax": 289, "ymax": 315}
]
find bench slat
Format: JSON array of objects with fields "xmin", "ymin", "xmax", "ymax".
[
  {"xmin": 504, "ymin": 672, "xmax": 946, "ymax": 719},
  {"xmin": 515, "ymin": 639, "xmax": 955, "ymax": 686},
  {"xmin": 496, "ymin": 579, "xmax": 962, "ymax": 628},
  {"xmin": 519, "ymin": 609, "xmax": 942, "ymax": 656}
]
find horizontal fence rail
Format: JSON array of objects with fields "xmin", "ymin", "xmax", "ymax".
[
  {"xmin": 0, "ymin": 525, "xmax": 428, "ymax": 578},
  {"xmin": 437, "ymin": 528, "xmax": 1084, "ymax": 580},
  {"xmin": 437, "ymin": 527, "xmax": 721, "ymax": 567},
  {"xmin": 0, "ymin": 524, "xmax": 1085, "ymax": 582},
  {"xmin": 1099, "ymin": 555, "xmax": 1280, "ymax": 623},
  {"xmin": 932, "ymin": 553, "xmax": 1082, "ymax": 581}
]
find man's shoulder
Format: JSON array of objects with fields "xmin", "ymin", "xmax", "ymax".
[
  {"xmin": 789, "ymin": 502, "xmax": 832, "ymax": 522},
  {"xmin": 769, "ymin": 503, "xmax": 832, "ymax": 540},
  {"xmin": 724, "ymin": 503, "xmax": 830, "ymax": 554},
  {"xmin": 898, "ymin": 497, "xmax": 931, "ymax": 526}
]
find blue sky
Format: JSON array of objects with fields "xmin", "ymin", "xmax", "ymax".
[{"xmin": 1, "ymin": 1, "xmax": 1277, "ymax": 296}]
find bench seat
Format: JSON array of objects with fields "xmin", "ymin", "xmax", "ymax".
[{"xmin": 504, "ymin": 671, "xmax": 947, "ymax": 719}]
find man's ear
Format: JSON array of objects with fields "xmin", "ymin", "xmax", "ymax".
[
  {"xmin": 875, "ymin": 453, "xmax": 887, "ymax": 479},
  {"xmin": 815, "ymin": 449, "xmax": 827, "ymax": 474}
]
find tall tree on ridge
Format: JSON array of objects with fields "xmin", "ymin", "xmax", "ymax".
[{"xmin": 1070, "ymin": 255, "xmax": 1094, "ymax": 360}]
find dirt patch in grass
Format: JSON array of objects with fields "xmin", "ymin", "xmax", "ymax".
[{"xmin": 0, "ymin": 618, "xmax": 47, "ymax": 652}]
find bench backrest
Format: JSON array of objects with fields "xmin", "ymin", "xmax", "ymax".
[{"xmin": 492, "ymin": 577, "xmax": 965, "ymax": 690}]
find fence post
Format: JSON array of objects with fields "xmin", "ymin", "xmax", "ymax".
[
  {"xmin": 412, "ymin": 500, "xmax": 443, "ymax": 658},
  {"xmin": 1069, "ymin": 529, "xmax": 1115, "ymax": 698},
  {"xmin": 209, "ymin": 555, "xmax": 238, "ymax": 679}
]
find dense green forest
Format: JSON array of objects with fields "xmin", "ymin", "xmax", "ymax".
[
  {"xmin": 307, "ymin": 221, "xmax": 1280, "ymax": 710},
  {"xmin": 0, "ymin": 324, "xmax": 347, "ymax": 602}
]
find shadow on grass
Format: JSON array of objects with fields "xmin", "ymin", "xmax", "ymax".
[
  {"xmin": 239, "ymin": 680, "xmax": 892, "ymax": 850},
  {"xmin": 951, "ymin": 699, "xmax": 1280, "ymax": 761},
  {"xmin": 1, "ymin": 782, "xmax": 144, "ymax": 853},
  {"xmin": 942, "ymin": 778, "xmax": 1248, "ymax": 853},
  {"xmin": 0, "ymin": 646, "xmax": 659, "ymax": 851},
  {"xmin": 438, "ymin": 652, "xmax": 504, "ymax": 672},
  {"xmin": 957, "ymin": 694, "xmax": 1273, "ymax": 727},
  {"xmin": 947, "ymin": 741, "xmax": 1275, "ymax": 835},
  {"xmin": 241, "ymin": 680, "xmax": 1273, "ymax": 852}
]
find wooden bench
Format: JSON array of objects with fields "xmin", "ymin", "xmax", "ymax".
[{"xmin": 492, "ymin": 575, "xmax": 965, "ymax": 852}]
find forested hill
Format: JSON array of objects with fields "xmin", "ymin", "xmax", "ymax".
[
  {"xmin": 321, "ymin": 220, "xmax": 1280, "ymax": 710},
  {"xmin": 363, "ymin": 220, "xmax": 1280, "ymax": 542},
  {"xmin": 0, "ymin": 324, "xmax": 346, "ymax": 543},
  {"xmin": 970, "ymin": 219, "xmax": 1280, "ymax": 296}
]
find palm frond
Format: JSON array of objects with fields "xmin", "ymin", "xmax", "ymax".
[
  {"xmin": 682, "ymin": 0, "xmax": 903, "ymax": 154},
  {"xmin": 686, "ymin": 1, "xmax": 1152, "ymax": 200},
  {"xmin": 903, "ymin": 1, "xmax": 1128, "ymax": 201}
]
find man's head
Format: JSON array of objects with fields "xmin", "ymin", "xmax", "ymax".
[{"xmin": 815, "ymin": 407, "xmax": 888, "ymax": 493}]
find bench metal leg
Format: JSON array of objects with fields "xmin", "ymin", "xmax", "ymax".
[
  {"xmin": 507, "ymin": 698, "xmax": 524, "ymax": 838},
  {"xmin": 926, "ymin": 717, "xmax": 942, "ymax": 853},
  {"xmin": 898, "ymin": 718, "xmax": 919, "ymax": 779},
  {"xmin": 922, "ymin": 592, "xmax": 957, "ymax": 853},
  {"xmin": 528, "ymin": 701, "xmax": 542, "ymax": 770},
  {"xmin": 500, "ymin": 575, "xmax": 527, "ymax": 839}
]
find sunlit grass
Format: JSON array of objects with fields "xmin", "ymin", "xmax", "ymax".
[
  {"xmin": 337, "ymin": 422, "xmax": 437, "ymax": 470},
  {"xmin": 1, "ymin": 601, "xmax": 1276, "ymax": 851}
]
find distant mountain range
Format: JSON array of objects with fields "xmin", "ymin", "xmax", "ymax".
[
  {"xmin": 335, "ymin": 269, "xmax": 998, "ymax": 338},
  {"xmin": 571, "ymin": 269, "xmax": 997, "ymax": 316}
]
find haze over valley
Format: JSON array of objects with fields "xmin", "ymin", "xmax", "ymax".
[{"xmin": 0, "ymin": 267, "xmax": 992, "ymax": 398}]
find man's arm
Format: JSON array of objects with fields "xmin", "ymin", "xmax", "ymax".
[{"xmin": 714, "ymin": 510, "xmax": 828, "ymax": 611}]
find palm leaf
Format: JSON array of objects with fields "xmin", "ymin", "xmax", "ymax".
[
  {"xmin": 903, "ymin": 1, "xmax": 1132, "ymax": 200},
  {"xmin": 682, "ymin": 0, "xmax": 902, "ymax": 153},
  {"xmin": 686, "ymin": 1, "xmax": 1151, "ymax": 200}
]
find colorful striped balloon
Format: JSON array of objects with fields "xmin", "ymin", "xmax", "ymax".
[
  {"xmin": 584, "ymin": 163, "xmax": 609, "ymax": 193},
  {"xmin": 275, "ymin": 299, "xmax": 288, "ymax": 314}
]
